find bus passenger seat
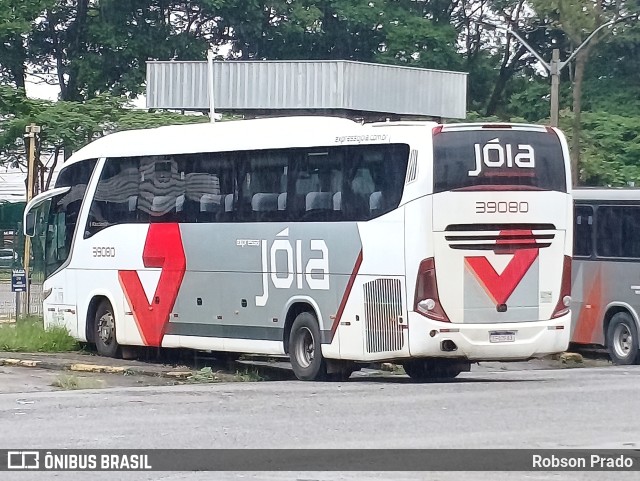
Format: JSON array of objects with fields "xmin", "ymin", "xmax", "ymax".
[
  {"xmin": 151, "ymin": 195, "xmax": 175, "ymax": 214},
  {"xmin": 252, "ymin": 193, "xmax": 279, "ymax": 212},
  {"xmin": 176, "ymin": 194, "xmax": 185, "ymax": 212},
  {"xmin": 306, "ymin": 192, "xmax": 333, "ymax": 212},
  {"xmin": 278, "ymin": 193, "xmax": 287, "ymax": 211},
  {"xmin": 224, "ymin": 194, "xmax": 235, "ymax": 213},
  {"xmin": 200, "ymin": 194, "xmax": 224, "ymax": 213},
  {"xmin": 370, "ymin": 191, "xmax": 383, "ymax": 215},
  {"xmin": 127, "ymin": 195, "xmax": 138, "ymax": 212},
  {"xmin": 333, "ymin": 192, "xmax": 342, "ymax": 211}
]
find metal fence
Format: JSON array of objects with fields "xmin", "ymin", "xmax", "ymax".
[{"xmin": 0, "ymin": 280, "xmax": 43, "ymax": 321}]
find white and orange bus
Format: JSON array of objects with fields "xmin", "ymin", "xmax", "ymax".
[{"xmin": 24, "ymin": 117, "xmax": 573, "ymax": 381}]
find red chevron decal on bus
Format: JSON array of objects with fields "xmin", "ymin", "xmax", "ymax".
[
  {"xmin": 118, "ymin": 223, "xmax": 186, "ymax": 346},
  {"xmin": 464, "ymin": 230, "xmax": 538, "ymax": 306}
]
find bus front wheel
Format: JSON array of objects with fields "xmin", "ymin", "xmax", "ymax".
[
  {"xmin": 95, "ymin": 300, "xmax": 120, "ymax": 358},
  {"xmin": 607, "ymin": 312, "xmax": 639, "ymax": 365},
  {"xmin": 289, "ymin": 312, "xmax": 327, "ymax": 381}
]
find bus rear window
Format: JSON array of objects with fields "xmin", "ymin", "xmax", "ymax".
[{"xmin": 433, "ymin": 130, "xmax": 566, "ymax": 193}]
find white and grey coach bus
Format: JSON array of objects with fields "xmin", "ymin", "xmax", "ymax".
[
  {"xmin": 24, "ymin": 117, "xmax": 573, "ymax": 381},
  {"xmin": 572, "ymin": 188, "xmax": 640, "ymax": 365}
]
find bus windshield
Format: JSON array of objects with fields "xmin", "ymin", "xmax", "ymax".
[
  {"xmin": 433, "ymin": 129, "xmax": 566, "ymax": 193},
  {"xmin": 31, "ymin": 160, "xmax": 97, "ymax": 277}
]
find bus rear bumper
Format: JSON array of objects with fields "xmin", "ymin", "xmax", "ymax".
[{"xmin": 407, "ymin": 312, "xmax": 571, "ymax": 361}]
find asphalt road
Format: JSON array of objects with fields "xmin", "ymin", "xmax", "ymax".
[{"xmin": 1, "ymin": 365, "xmax": 639, "ymax": 480}]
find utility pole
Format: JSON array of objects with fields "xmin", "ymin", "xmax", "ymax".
[
  {"xmin": 549, "ymin": 49, "xmax": 560, "ymax": 127},
  {"xmin": 23, "ymin": 123, "xmax": 40, "ymax": 318},
  {"xmin": 207, "ymin": 49, "xmax": 222, "ymax": 122}
]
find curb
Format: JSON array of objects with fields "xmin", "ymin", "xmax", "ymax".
[
  {"xmin": 0, "ymin": 357, "xmax": 185, "ymax": 378},
  {"xmin": 0, "ymin": 358, "xmax": 41, "ymax": 368}
]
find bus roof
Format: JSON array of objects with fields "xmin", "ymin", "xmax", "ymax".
[
  {"xmin": 64, "ymin": 116, "xmax": 371, "ymax": 166},
  {"xmin": 63, "ymin": 117, "xmax": 558, "ymax": 168},
  {"xmin": 573, "ymin": 187, "xmax": 640, "ymax": 202}
]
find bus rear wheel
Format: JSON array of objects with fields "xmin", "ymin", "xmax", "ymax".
[
  {"xmin": 289, "ymin": 312, "xmax": 327, "ymax": 381},
  {"xmin": 607, "ymin": 312, "xmax": 639, "ymax": 365},
  {"xmin": 95, "ymin": 300, "xmax": 120, "ymax": 358},
  {"xmin": 403, "ymin": 359, "xmax": 467, "ymax": 382}
]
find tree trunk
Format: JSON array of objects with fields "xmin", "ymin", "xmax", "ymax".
[
  {"xmin": 485, "ymin": 64, "xmax": 514, "ymax": 117},
  {"xmin": 65, "ymin": 0, "xmax": 90, "ymax": 101},
  {"xmin": 485, "ymin": 44, "xmax": 527, "ymax": 117}
]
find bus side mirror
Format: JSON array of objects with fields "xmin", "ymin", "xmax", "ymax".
[{"xmin": 24, "ymin": 211, "xmax": 36, "ymax": 237}]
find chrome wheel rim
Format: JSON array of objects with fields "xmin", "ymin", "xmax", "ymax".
[
  {"xmin": 98, "ymin": 311, "xmax": 115, "ymax": 345},
  {"xmin": 613, "ymin": 323, "xmax": 633, "ymax": 359},
  {"xmin": 295, "ymin": 327, "xmax": 315, "ymax": 368}
]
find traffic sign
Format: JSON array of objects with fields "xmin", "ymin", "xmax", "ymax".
[{"xmin": 11, "ymin": 269, "xmax": 26, "ymax": 292}]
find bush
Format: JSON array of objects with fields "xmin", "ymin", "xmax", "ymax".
[{"xmin": 0, "ymin": 317, "xmax": 79, "ymax": 352}]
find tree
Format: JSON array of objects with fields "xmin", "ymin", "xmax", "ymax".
[
  {"xmin": 561, "ymin": 110, "xmax": 640, "ymax": 186},
  {"xmin": 29, "ymin": 0, "xmax": 213, "ymax": 101},
  {"xmin": 0, "ymin": 0, "xmax": 55, "ymax": 90},
  {"xmin": 0, "ymin": 85, "xmax": 208, "ymax": 193},
  {"xmin": 531, "ymin": 0, "xmax": 635, "ymax": 183}
]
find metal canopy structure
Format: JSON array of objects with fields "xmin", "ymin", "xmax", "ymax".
[{"xmin": 146, "ymin": 60, "xmax": 467, "ymax": 121}]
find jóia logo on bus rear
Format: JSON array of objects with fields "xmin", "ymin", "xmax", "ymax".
[{"xmin": 469, "ymin": 138, "xmax": 535, "ymax": 177}]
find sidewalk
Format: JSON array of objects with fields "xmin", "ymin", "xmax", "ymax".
[{"xmin": 0, "ymin": 351, "xmax": 192, "ymax": 378}]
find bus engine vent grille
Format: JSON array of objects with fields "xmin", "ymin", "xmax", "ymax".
[
  {"xmin": 444, "ymin": 224, "xmax": 555, "ymax": 252},
  {"xmin": 363, "ymin": 279, "xmax": 404, "ymax": 353}
]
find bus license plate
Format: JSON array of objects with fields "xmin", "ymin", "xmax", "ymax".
[{"xmin": 489, "ymin": 331, "xmax": 516, "ymax": 343}]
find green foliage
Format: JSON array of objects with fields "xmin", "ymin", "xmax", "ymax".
[
  {"xmin": 507, "ymin": 78, "xmax": 572, "ymax": 123},
  {"xmin": 558, "ymin": 111, "xmax": 640, "ymax": 186},
  {"xmin": 0, "ymin": 317, "xmax": 79, "ymax": 352},
  {"xmin": 187, "ymin": 366, "xmax": 219, "ymax": 383},
  {"xmin": 0, "ymin": 85, "xmax": 210, "ymax": 184},
  {"xmin": 234, "ymin": 368, "xmax": 265, "ymax": 382},
  {"xmin": 582, "ymin": 21, "xmax": 640, "ymax": 117},
  {"xmin": 115, "ymin": 111, "xmax": 209, "ymax": 131}
]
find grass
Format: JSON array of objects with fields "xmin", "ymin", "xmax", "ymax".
[
  {"xmin": 0, "ymin": 317, "xmax": 79, "ymax": 352},
  {"xmin": 234, "ymin": 368, "xmax": 265, "ymax": 382},
  {"xmin": 188, "ymin": 366, "xmax": 219, "ymax": 383},
  {"xmin": 51, "ymin": 374, "xmax": 104, "ymax": 390},
  {"xmin": 186, "ymin": 365, "xmax": 266, "ymax": 383}
]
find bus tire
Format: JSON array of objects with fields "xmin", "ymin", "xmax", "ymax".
[
  {"xmin": 607, "ymin": 312, "xmax": 639, "ymax": 365},
  {"xmin": 289, "ymin": 312, "xmax": 327, "ymax": 381},
  {"xmin": 95, "ymin": 300, "xmax": 120, "ymax": 358},
  {"xmin": 403, "ymin": 359, "xmax": 465, "ymax": 382}
]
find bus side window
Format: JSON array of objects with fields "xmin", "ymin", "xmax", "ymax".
[
  {"xmin": 138, "ymin": 158, "xmax": 185, "ymax": 223},
  {"xmin": 341, "ymin": 144, "xmax": 409, "ymax": 221},
  {"xmin": 597, "ymin": 206, "xmax": 623, "ymax": 258},
  {"xmin": 621, "ymin": 207, "xmax": 640, "ymax": 258},
  {"xmin": 596, "ymin": 205, "xmax": 640, "ymax": 259},
  {"xmin": 86, "ymin": 159, "xmax": 140, "ymax": 237},
  {"xmin": 242, "ymin": 151, "xmax": 288, "ymax": 222},
  {"xmin": 574, "ymin": 205, "xmax": 593, "ymax": 257}
]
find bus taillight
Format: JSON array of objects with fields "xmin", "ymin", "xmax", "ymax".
[
  {"xmin": 551, "ymin": 255, "xmax": 572, "ymax": 319},
  {"xmin": 414, "ymin": 258, "xmax": 450, "ymax": 322}
]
